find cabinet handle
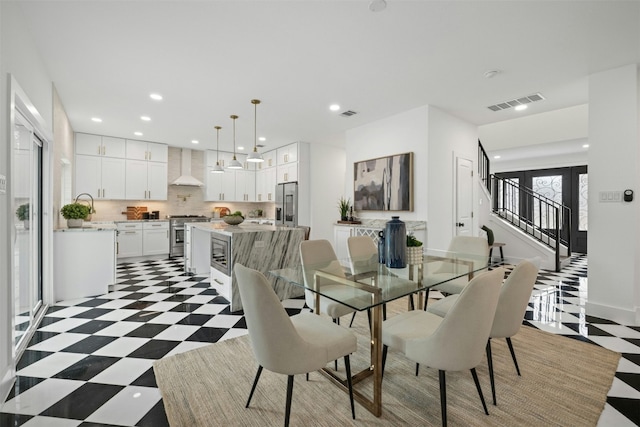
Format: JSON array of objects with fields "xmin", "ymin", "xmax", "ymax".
[
  {"xmin": 268, "ymin": 193, "xmax": 271, "ymax": 201},
  {"xmin": 97, "ymin": 146, "xmax": 101, "ymax": 155},
  {"xmin": 214, "ymin": 278, "xmax": 223, "ymax": 285},
  {"xmin": 148, "ymin": 151, "xmax": 152, "ymax": 160},
  {"xmin": 116, "ymin": 242, "xmax": 119, "ymax": 254},
  {"xmin": 102, "ymin": 146, "xmax": 106, "ymax": 155},
  {"xmin": 148, "ymin": 190, "xmax": 151, "ymax": 199},
  {"xmin": 284, "ymin": 153, "xmax": 288, "ymax": 163},
  {"xmin": 102, "ymin": 188, "xmax": 105, "ymax": 198},
  {"xmin": 125, "ymin": 231, "xmax": 137, "ymax": 234},
  {"xmin": 284, "ymin": 172, "xmax": 288, "ymax": 181},
  {"xmin": 269, "ymin": 159, "xmax": 272, "ymax": 167}
]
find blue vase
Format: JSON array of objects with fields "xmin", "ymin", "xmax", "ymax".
[
  {"xmin": 378, "ymin": 230, "xmax": 385, "ymax": 264},
  {"xmin": 384, "ymin": 216, "xmax": 406, "ymax": 268}
]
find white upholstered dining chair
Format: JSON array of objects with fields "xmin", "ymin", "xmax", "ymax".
[
  {"xmin": 427, "ymin": 235, "xmax": 490, "ymax": 297},
  {"xmin": 234, "ymin": 263, "xmax": 357, "ymax": 426},
  {"xmin": 427, "ymin": 259, "xmax": 538, "ymax": 405},
  {"xmin": 381, "ymin": 267, "xmax": 505, "ymax": 427}
]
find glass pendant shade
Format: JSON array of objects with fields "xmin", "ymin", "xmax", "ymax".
[
  {"xmin": 228, "ymin": 115, "xmax": 243, "ymax": 169},
  {"xmin": 211, "ymin": 125, "xmax": 224, "ymax": 174},
  {"xmin": 246, "ymin": 99, "xmax": 264, "ymax": 163}
]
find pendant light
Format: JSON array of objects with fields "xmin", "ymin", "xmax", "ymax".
[
  {"xmin": 246, "ymin": 99, "xmax": 264, "ymax": 163},
  {"xmin": 227, "ymin": 114, "xmax": 243, "ymax": 169},
  {"xmin": 211, "ymin": 126, "xmax": 224, "ymax": 173}
]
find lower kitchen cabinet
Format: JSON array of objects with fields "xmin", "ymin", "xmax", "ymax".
[
  {"xmin": 143, "ymin": 221, "xmax": 169, "ymax": 255},
  {"xmin": 117, "ymin": 223, "xmax": 143, "ymax": 258}
]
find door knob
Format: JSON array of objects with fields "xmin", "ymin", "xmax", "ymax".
[{"xmin": 456, "ymin": 222, "xmax": 465, "ymax": 227}]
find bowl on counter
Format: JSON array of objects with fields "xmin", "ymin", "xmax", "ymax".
[{"xmin": 222, "ymin": 215, "xmax": 244, "ymax": 225}]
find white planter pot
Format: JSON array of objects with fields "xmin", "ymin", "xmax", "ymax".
[
  {"xmin": 67, "ymin": 219, "xmax": 83, "ymax": 228},
  {"xmin": 406, "ymin": 246, "xmax": 424, "ymax": 265}
]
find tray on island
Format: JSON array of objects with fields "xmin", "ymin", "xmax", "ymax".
[{"xmin": 337, "ymin": 220, "xmax": 362, "ymax": 224}]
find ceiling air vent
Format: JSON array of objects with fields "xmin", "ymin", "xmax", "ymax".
[
  {"xmin": 340, "ymin": 110, "xmax": 358, "ymax": 117},
  {"xmin": 487, "ymin": 93, "xmax": 545, "ymax": 112}
]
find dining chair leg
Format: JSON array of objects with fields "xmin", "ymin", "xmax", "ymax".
[
  {"xmin": 439, "ymin": 370, "xmax": 447, "ymax": 427},
  {"xmin": 409, "ymin": 294, "xmax": 415, "ymax": 310},
  {"xmin": 332, "ymin": 319, "xmax": 339, "ymax": 370},
  {"xmin": 285, "ymin": 375, "xmax": 294, "ymax": 427},
  {"xmin": 422, "ymin": 288, "xmax": 431, "ymax": 311},
  {"xmin": 470, "ymin": 368, "xmax": 489, "ymax": 415},
  {"xmin": 349, "ymin": 312, "xmax": 356, "ymax": 327},
  {"xmin": 246, "ymin": 365, "xmax": 263, "ymax": 408},
  {"xmin": 506, "ymin": 337, "xmax": 521, "ymax": 376},
  {"xmin": 383, "ymin": 303, "xmax": 387, "ymax": 321},
  {"xmin": 381, "ymin": 345, "xmax": 388, "ymax": 380},
  {"xmin": 306, "ymin": 373, "xmax": 309, "ymax": 381},
  {"xmin": 344, "ymin": 355, "xmax": 356, "ymax": 419},
  {"xmin": 486, "ymin": 339, "xmax": 496, "ymax": 405},
  {"xmin": 415, "ymin": 363, "xmax": 420, "ymax": 376}
]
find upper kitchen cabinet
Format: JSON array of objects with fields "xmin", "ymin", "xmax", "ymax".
[
  {"xmin": 75, "ymin": 154, "xmax": 126, "ymax": 199},
  {"xmin": 277, "ymin": 143, "xmax": 298, "ymax": 164},
  {"xmin": 126, "ymin": 139, "xmax": 168, "ymax": 163},
  {"xmin": 125, "ymin": 160, "xmax": 168, "ymax": 200},
  {"xmin": 76, "ymin": 133, "xmax": 126, "ymax": 158},
  {"xmin": 256, "ymin": 149, "xmax": 276, "ymax": 170}
]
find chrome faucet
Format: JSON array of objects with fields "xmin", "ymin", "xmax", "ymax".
[{"xmin": 74, "ymin": 193, "xmax": 96, "ymax": 214}]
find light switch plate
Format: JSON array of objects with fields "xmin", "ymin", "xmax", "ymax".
[{"xmin": 0, "ymin": 174, "xmax": 6, "ymax": 194}]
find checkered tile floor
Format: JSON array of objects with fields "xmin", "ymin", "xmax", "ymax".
[{"xmin": 1, "ymin": 255, "xmax": 639, "ymax": 426}]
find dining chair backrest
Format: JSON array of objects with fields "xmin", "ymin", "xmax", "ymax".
[
  {"xmin": 347, "ymin": 236, "xmax": 378, "ymax": 275},
  {"xmin": 234, "ymin": 263, "xmax": 326, "ymax": 374},
  {"xmin": 435, "ymin": 236, "xmax": 490, "ymax": 274},
  {"xmin": 299, "ymin": 239, "xmax": 346, "ymax": 310},
  {"xmin": 405, "ymin": 267, "xmax": 504, "ymax": 372},
  {"xmin": 491, "ymin": 260, "xmax": 539, "ymax": 338}
]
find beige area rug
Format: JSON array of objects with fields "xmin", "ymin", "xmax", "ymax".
[{"xmin": 154, "ymin": 300, "xmax": 620, "ymax": 427}]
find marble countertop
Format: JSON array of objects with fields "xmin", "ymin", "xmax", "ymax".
[
  {"xmin": 54, "ymin": 223, "xmax": 117, "ymax": 232},
  {"xmin": 187, "ymin": 222, "xmax": 295, "ymax": 236},
  {"xmin": 114, "ymin": 219, "xmax": 169, "ymax": 223}
]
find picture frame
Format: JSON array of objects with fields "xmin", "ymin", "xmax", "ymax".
[{"xmin": 353, "ymin": 152, "xmax": 413, "ymax": 211}]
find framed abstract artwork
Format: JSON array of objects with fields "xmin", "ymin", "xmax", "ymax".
[{"xmin": 353, "ymin": 152, "xmax": 413, "ymax": 211}]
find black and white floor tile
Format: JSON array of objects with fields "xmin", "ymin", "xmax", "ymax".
[{"xmin": 1, "ymin": 255, "xmax": 639, "ymax": 426}]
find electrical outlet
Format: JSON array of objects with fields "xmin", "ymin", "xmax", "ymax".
[{"xmin": 0, "ymin": 174, "xmax": 6, "ymax": 194}]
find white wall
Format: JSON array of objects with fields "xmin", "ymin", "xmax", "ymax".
[
  {"xmin": 587, "ymin": 64, "xmax": 640, "ymax": 325},
  {"xmin": 426, "ymin": 106, "xmax": 479, "ymax": 249},
  {"xmin": 308, "ymin": 143, "xmax": 346, "ymax": 242},
  {"xmin": 345, "ymin": 105, "xmax": 429, "ymax": 224},
  {"xmin": 1, "ymin": 2, "xmax": 54, "ymax": 401}
]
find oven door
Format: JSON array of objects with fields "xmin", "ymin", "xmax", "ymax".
[{"xmin": 211, "ymin": 235, "xmax": 231, "ymax": 276}]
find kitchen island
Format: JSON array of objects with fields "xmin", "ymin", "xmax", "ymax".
[{"xmin": 186, "ymin": 222, "xmax": 305, "ymax": 312}]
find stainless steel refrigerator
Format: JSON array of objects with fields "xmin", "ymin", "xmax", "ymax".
[{"xmin": 275, "ymin": 182, "xmax": 298, "ymax": 227}]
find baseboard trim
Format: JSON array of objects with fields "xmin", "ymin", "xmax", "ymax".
[{"xmin": 586, "ymin": 301, "xmax": 639, "ymax": 326}]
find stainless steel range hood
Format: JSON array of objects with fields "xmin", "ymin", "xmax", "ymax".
[{"xmin": 170, "ymin": 148, "xmax": 204, "ymax": 187}]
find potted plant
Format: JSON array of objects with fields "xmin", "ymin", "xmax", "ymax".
[
  {"xmin": 60, "ymin": 202, "xmax": 91, "ymax": 228},
  {"xmin": 406, "ymin": 234, "xmax": 423, "ymax": 264},
  {"xmin": 338, "ymin": 197, "xmax": 351, "ymax": 221},
  {"xmin": 223, "ymin": 210, "xmax": 244, "ymax": 225},
  {"xmin": 16, "ymin": 203, "xmax": 30, "ymax": 229}
]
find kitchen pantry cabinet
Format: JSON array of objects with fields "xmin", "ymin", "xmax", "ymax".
[
  {"xmin": 125, "ymin": 159, "xmax": 168, "ymax": 200},
  {"xmin": 75, "ymin": 154, "xmax": 126, "ymax": 199},
  {"xmin": 256, "ymin": 149, "xmax": 276, "ymax": 170},
  {"xmin": 76, "ymin": 133, "xmax": 126, "ymax": 158},
  {"xmin": 116, "ymin": 222, "xmax": 143, "ymax": 258},
  {"xmin": 235, "ymin": 168, "xmax": 256, "ymax": 202},
  {"xmin": 276, "ymin": 162, "xmax": 298, "ymax": 184},
  {"xmin": 126, "ymin": 139, "xmax": 168, "ymax": 163},
  {"xmin": 277, "ymin": 143, "xmax": 298, "ymax": 164}
]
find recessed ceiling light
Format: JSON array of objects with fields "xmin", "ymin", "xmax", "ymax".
[
  {"xmin": 140, "ymin": 116, "xmax": 151, "ymax": 121},
  {"xmin": 150, "ymin": 93, "xmax": 163, "ymax": 101},
  {"xmin": 191, "ymin": 140, "xmax": 199, "ymax": 144},
  {"xmin": 238, "ymin": 146, "xmax": 245, "ymax": 151},
  {"xmin": 329, "ymin": 104, "xmax": 340, "ymax": 112},
  {"xmin": 369, "ymin": 0, "xmax": 387, "ymax": 12},
  {"xmin": 258, "ymin": 137, "xmax": 266, "ymax": 142},
  {"xmin": 583, "ymin": 144, "xmax": 589, "ymax": 148},
  {"xmin": 514, "ymin": 105, "xmax": 528, "ymax": 111},
  {"xmin": 134, "ymin": 132, "xmax": 143, "ymax": 136},
  {"xmin": 91, "ymin": 117, "xmax": 102, "ymax": 122},
  {"xmin": 493, "ymin": 155, "xmax": 501, "ymax": 159}
]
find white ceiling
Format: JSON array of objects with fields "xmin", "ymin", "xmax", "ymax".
[{"xmin": 15, "ymin": 1, "xmax": 640, "ymax": 154}]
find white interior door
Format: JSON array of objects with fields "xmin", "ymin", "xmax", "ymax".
[{"xmin": 455, "ymin": 157, "xmax": 473, "ymax": 236}]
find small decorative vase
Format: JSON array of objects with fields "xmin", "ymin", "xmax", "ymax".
[
  {"xmin": 384, "ymin": 216, "xmax": 406, "ymax": 268},
  {"xmin": 377, "ymin": 231, "xmax": 385, "ymax": 264},
  {"xmin": 406, "ymin": 246, "xmax": 424, "ymax": 265},
  {"xmin": 67, "ymin": 219, "xmax": 83, "ymax": 228},
  {"xmin": 340, "ymin": 215, "xmax": 348, "ymax": 221}
]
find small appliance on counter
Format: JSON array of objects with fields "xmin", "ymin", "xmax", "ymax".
[
  {"xmin": 150, "ymin": 211, "xmax": 160, "ymax": 219},
  {"xmin": 213, "ymin": 207, "xmax": 230, "ymax": 218}
]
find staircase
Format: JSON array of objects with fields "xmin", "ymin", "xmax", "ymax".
[{"xmin": 477, "ymin": 141, "xmax": 571, "ymax": 272}]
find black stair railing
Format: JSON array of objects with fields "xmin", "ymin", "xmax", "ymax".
[
  {"xmin": 491, "ymin": 174, "xmax": 571, "ymax": 272},
  {"xmin": 478, "ymin": 140, "xmax": 491, "ymax": 194}
]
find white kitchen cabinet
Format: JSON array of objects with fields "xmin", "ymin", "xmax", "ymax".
[
  {"xmin": 76, "ymin": 133, "xmax": 126, "ymax": 158},
  {"xmin": 205, "ymin": 166, "xmax": 236, "ymax": 201},
  {"xmin": 256, "ymin": 167, "xmax": 276, "ymax": 202},
  {"xmin": 205, "ymin": 153, "xmax": 256, "ymax": 202},
  {"xmin": 125, "ymin": 159, "xmax": 168, "ymax": 200},
  {"xmin": 143, "ymin": 221, "xmax": 169, "ymax": 255},
  {"xmin": 126, "ymin": 139, "xmax": 168, "ymax": 162},
  {"xmin": 75, "ymin": 154, "xmax": 126, "ymax": 199},
  {"xmin": 256, "ymin": 149, "xmax": 277, "ymax": 170},
  {"xmin": 235, "ymin": 169, "xmax": 256, "ymax": 201},
  {"xmin": 277, "ymin": 162, "xmax": 298, "ymax": 184},
  {"xmin": 210, "ymin": 266, "xmax": 231, "ymax": 301},
  {"xmin": 117, "ymin": 222, "xmax": 143, "ymax": 258},
  {"xmin": 206, "ymin": 150, "xmax": 234, "ymax": 168},
  {"xmin": 277, "ymin": 143, "xmax": 298, "ymax": 165}
]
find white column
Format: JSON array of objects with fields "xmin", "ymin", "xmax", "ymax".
[{"xmin": 587, "ymin": 64, "xmax": 640, "ymax": 325}]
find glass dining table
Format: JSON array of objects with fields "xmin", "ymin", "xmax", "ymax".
[{"xmin": 270, "ymin": 248, "xmax": 501, "ymax": 417}]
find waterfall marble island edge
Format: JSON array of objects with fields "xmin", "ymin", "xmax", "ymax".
[{"xmin": 185, "ymin": 222, "xmax": 305, "ymax": 311}]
